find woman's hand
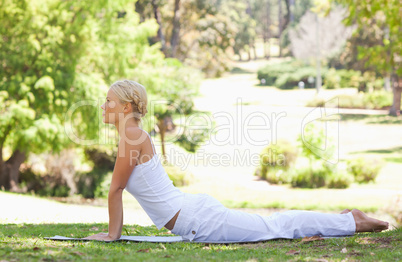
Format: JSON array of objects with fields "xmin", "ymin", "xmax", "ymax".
[{"xmin": 82, "ymin": 232, "xmax": 118, "ymax": 242}]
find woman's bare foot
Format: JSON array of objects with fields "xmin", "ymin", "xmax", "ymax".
[
  {"xmin": 341, "ymin": 209, "xmax": 351, "ymax": 214},
  {"xmin": 351, "ymin": 209, "xmax": 389, "ymax": 232}
]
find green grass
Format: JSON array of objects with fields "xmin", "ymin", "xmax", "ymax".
[
  {"xmin": 1, "ymin": 223, "xmax": 400, "ymax": 261},
  {"xmin": 340, "ymin": 114, "xmax": 402, "ymax": 125}
]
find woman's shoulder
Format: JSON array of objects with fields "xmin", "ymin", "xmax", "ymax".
[{"xmin": 121, "ymin": 127, "xmax": 149, "ymax": 146}]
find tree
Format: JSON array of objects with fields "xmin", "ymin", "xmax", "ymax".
[
  {"xmin": 333, "ymin": 0, "xmax": 402, "ymax": 116},
  {"xmin": 0, "ymin": 0, "xmax": 162, "ymax": 191},
  {"xmin": 288, "ymin": 7, "xmax": 355, "ymax": 60},
  {"xmin": 135, "ymin": 0, "xmax": 238, "ymax": 76}
]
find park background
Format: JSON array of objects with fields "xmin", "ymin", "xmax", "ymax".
[{"xmin": 0, "ymin": 0, "xmax": 401, "ymax": 260}]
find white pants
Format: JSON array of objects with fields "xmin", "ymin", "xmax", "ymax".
[{"xmin": 171, "ymin": 193, "xmax": 356, "ymax": 242}]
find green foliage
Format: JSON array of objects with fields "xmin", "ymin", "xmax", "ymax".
[
  {"xmin": 323, "ymin": 68, "xmax": 368, "ymax": 89},
  {"xmin": 334, "ymin": 0, "xmax": 401, "ymax": 76},
  {"xmin": 257, "ymin": 60, "xmax": 303, "ymax": 86},
  {"xmin": 77, "ymin": 147, "xmax": 116, "ymax": 198},
  {"xmin": 0, "ymin": 0, "xmax": 205, "ymax": 191},
  {"xmin": 307, "ymin": 90, "xmax": 394, "ymax": 110},
  {"xmin": 264, "ymin": 167, "xmax": 291, "ymax": 185},
  {"xmin": 223, "ymin": 1, "xmax": 257, "ymax": 60},
  {"xmin": 327, "ymin": 170, "xmax": 354, "ymax": 189},
  {"xmin": 257, "ymin": 60, "xmax": 326, "ymax": 89},
  {"xmin": 258, "ymin": 140, "xmax": 298, "ymax": 183},
  {"xmin": 290, "ymin": 163, "xmax": 328, "ymax": 188},
  {"xmin": 347, "ymin": 157, "xmax": 383, "ymax": 184},
  {"xmin": 298, "ymin": 122, "xmax": 336, "ymax": 163},
  {"xmin": 163, "ymin": 164, "xmax": 193, "ymax": 187},
  {"xmin": 276, "ymin": 66, "xmax": 320, "ymax": 89},
  {"xmin": 363, "ymin": 90, "xmax": 393, "ymax": 109}
]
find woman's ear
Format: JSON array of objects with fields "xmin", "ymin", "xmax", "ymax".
[{"xmin": 123, "ymin": 102, "xmax": 132, "ymax": 113}]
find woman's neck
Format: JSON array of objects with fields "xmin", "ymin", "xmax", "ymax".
[{"xmin": 115, "ymin": 115, "xmax": 139, "ymax": 135}]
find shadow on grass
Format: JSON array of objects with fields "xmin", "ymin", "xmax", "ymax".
[
  {"xmin": 230, "ymin": 67, "xmax": 254, "ymax": 74},
  {"xmin": 340, "ymin": 114, "xmax": 402, "ymax": 124},
  {"xmin": 351, "ymin": 146, "xmax": 402, "ymax": 164},
  {"xmin": 352, "ymin": 146, "xmax": 402, "ymax": 155}
]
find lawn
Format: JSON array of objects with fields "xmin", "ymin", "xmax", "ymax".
[{"xmin": 1, "ymin": 223, "xmax": 400, "ymax": 261}]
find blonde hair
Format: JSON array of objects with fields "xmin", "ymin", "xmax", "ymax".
[{"xmin": 110, "ymin": 80, "xmax": 148, "ymax": 122}]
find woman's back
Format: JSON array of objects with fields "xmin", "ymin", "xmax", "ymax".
[{"xmin": 125, "ymin": 129, "xmax": 184, "ymax": 229}]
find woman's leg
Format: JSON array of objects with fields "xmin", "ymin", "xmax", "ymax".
[
  {"xmin": 194, "ymin": 199, "xmax": 388, "ymax": 242},
  {"xmin": 194, "ymin": 209, "xmax": 356, "ymax": 242},
  {"xmin": 349, "ymin": 209, "xmax": 389, "ymax": 232}
]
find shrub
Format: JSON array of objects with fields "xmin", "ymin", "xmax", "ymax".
[
  {"xmin": 337, "ymin": 69, "xmax": 361, "ymax": 88},
  {"xmin": 19, "ymin": 149, "xmax": 78, "ymax": 197},
  {"xmin": 327, "ymin": 170, "xmax": 354, "ymax": 189},
  {"xmin": 306, "ymin": 90, "xmax": 394, "ymax": 110},
  {"xmin": 265, "ymin": 167, "xmax": 290, "ymax": 184},
  {"xmin": 363, "ymin": 90, "xmax": 393, "ymax": 109},
  {"xmin": 275, "ymin": 66, "xmax": 320, "ymax": 89},
  {"xmin": 337, "ymin": 93, "xmax": 366, "ymax": 109},
  {"xmin": 163, "ymin": 164, "xmax": 193, "ymax": 187},
  {"xmin": 257, "ymin": 60, "xmax": 325, "ymax": 89},
  {"xmin": 259, "ymin": 140, "xmax": 298, "ymax": 183},
  {"xmin": 347, "ymin": 157, "xmax": 383, "ymax": 183},
  {"xmin": 290, "ymin": 164, "xmax": 327, "ymax": 188},
  {"xmin": 323, "ymin": 68, "xmax": 341, "ymax": 89},
  {"xmin": 257, "ymin": 60, "xmax": 298, "ymax": 86},
  {"xmin": 77, "ymin": 147, "xmax": 116, "ymax": 198},
  {"xmin": 299, "ymin": 122, "xmax": 336, "ymax": 163}
]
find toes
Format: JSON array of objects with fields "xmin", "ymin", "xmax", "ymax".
[{"xmin": 341, "ymin": 209, "xmax": 351, "ymax": 214}]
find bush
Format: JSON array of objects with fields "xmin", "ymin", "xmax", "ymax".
[
  {"xmin": 323, "ymin": 68, "xmax": 342, "ymax": 89},
  {"xmin": 257, "ymin": 60, "xmax": 324, "ymax": 89},
  {"xmin": 19, "ymin": 150, "xmax": 78, "ymax": 197},
  {"xmin": 327, "ymin": 170, "xmax": 354, "ymax": 189},
  {"xmin": 306, "ymin": 91, "xmax": 394, "ymax": 110},
  {"xmin": 336, "ymin": 69, "xmax": 361, "ymax": 88},
  {"xmin": 290, "ymin": 164, "xmax": 327, "ymax": 188},
  {"xmin": 258, "ymin": 140, "xmax": 298, "ymax": 183},
  {"xmin": 163, "ymin": 164, "xmax": 193, "ymax": 187},
  {"xmin": 363, "ymin": 90, "xmax": 393, "ymax": 109},
  {"xmin": 77, "ymin": 147, "xmax": 116, "ymax": 198},
  {"xmin": 257, "ymin": 60, "xmax": 298, "ymax": 86},
  {"xmin": 347, "ymin": 157, "xmax": 383, "ymax": 183},
  {"xmin": 264, "ymin": 167, "xmax": 290, "ymax": 184},
  {"xmin": 337, "ymin": 93, "xmax": 366, "ymax": 109},
  {"xmin": 275, "ymin": 66, "xmax": 319, "ymax": 89}
]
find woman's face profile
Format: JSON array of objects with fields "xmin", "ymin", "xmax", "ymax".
[{"xmin": 101, "ymin": 89, "xmax": 124, "ymax": 124}]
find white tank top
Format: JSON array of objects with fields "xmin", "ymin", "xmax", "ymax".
[{"xmin": 125, "ymin": 129, "xmax": 184, "ymax": 229}]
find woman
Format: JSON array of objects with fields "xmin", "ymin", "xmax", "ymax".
[{"xmin": 85, "ymin": 80, "xmax": 389, "ymax": 242}]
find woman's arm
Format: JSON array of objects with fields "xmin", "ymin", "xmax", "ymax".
[{"xmin": 84, "ymin": 128, "xmax": 143, "ymax": 241}]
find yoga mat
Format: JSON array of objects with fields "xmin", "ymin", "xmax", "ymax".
[
  {"xmin": 44, "ymin": 235, "xmax": 345, "ymax": 244},
  {"xmin": 45, "ymin": 235, "xmax": 185, "ymax": 243}
]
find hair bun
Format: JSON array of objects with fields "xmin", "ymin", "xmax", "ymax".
[{"xmin": 137, "ymin": 101, "xmax": 147, "ymax": 116}]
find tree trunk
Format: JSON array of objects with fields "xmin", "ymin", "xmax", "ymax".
[
  {"xmin": 134, "ymin": 1, "xmax": 146, "ymax": 23},
  {"xmin": 282, "ymin": 0, "xmax": 291, "ymax": 30},
  {"xmin": 0, "ymin": 126, "xmax": 12, "ymax": 189},
  {"xmin": 151, "ymin": 0, "xmax": 167, "ymax": 53},
  {"xmin": 0, "ymin": 147, "xmax": 8, "ymax": 189},
  {"xmin": 278, "ymin": 0, "xmax": 282, "ymax": 57},
  {"xmin": 5, "ymin": 149, "xmax": 26, "ymax": 192},
  {"xmin": 170, "ymin": 0, "xmax": 181, "ymax": 58},
  {"xmin": 389, "ymin": 74, "xmax": 401, "ymax": 116},
  {"xmin": 252, "ymin": 41, "xmax": 257, "ymax": 60},
  {"xmin": 265, "ymin": 0, "xmax": 271, "ymax": 59}
]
